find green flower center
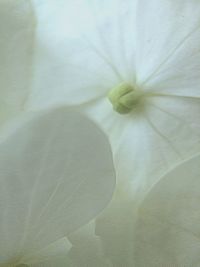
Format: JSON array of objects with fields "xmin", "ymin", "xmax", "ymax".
[{"xmin": 108, "ymin": 83, "xmax": 144, "ymax": 114}]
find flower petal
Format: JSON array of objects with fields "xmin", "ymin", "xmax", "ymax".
[
  {"xmin": 134, "ymin": 153, "xmax": 200, "ymax": 266},
  {"xmin": 136, "ymin": 0, "xmax": 200, "ymax": 89},
  {"xmin": 84, "ymin": 96, "xmax": 200, "ymax": 201},
  {"xmin": 28, "ymin": 0, "xmax": 137, "ymax": 110},
  {"xmin": 0, "ymin": 0, "xmax": 35, "ymax": 124},
  {"xmin": 143, "ymin": 21, "xmax": 200, "ymax": 98},
  {"xmin": 0, "ymin": 108, "xmax": 115, "ymax": 264}
]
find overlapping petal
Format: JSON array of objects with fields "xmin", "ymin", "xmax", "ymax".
[
  {"xmin": 24, "ymin": 1, "xmax": 200, "ymax": 264},
  {"xmin": 28, "ymin": 0, "xmax": 200, "ymax": 200},
  {"xmin": 66, "ymin": 154, "xmax": 200, "ymax": 267},
  {"xmin": 83, "ymin": 94, "xmax": 200, "ymax": 201},
  {"xmin": 0, "ymin": 108, "xmax": 115, "ymax": 266}
]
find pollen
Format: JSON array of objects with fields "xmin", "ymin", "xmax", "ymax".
[{"xmin": 108, "ymin": 83, "xmax": 144, "ymax": 114}]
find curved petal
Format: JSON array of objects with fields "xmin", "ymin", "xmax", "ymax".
[
  {"xmin": 0, "ymin": 0, "xmax": 35, "ymax": 125},
  {"xmin": 134, "ymin": 153, "xmax": 200, "ymax": 266},
  {"xmin": 28, "ymin": 0, "xmax": 137, "ymax": 110},
  {"xmin": 136, "ymin": 0, "xmax": 200, "ymax": 88},
  {"xmin": 84, "ymin": 96, "xmax": 200, "ymax": 201},
  {"xmin": 0, "ymin": 108, "xmax": 115, "ymax": 265},
  {"xmin": 83, "ymin": 97, "xmax": 200, "ymax": 265}
]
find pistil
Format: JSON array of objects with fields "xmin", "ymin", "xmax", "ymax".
[{"xmin": 108, "ymin": 83, "xmax": 143, "ymax": 114}]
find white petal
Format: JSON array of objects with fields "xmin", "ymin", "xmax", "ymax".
[
  {"xmin": 143, "ymin": 24, "xmax": 200, "ymax": 98},
  {"xmin": 0, "ymin": 108, "xmax": 115, "ymax": 264},
  {"xmin": 134, "ymin": 153, "xmax": 200, "ymax": 266},
  {"xmin": 0, "ymin": 0, "xmax": 35, "ymax": 124},
  {"xmin": 28, "ymin": 0, "xmax": 137, "ymax": 110},
  {"xmin": 84, "ymin": 96, "xmax": 200, "ymax": 201},
  {"xmin": 135, "ymin": 0, "xmax": 200, "ymax": 85}
]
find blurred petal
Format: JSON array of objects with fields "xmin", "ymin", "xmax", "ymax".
[
  {"xmin": 0, "ymin": 0, "xmax": 35, "ymax": 124},
  {"xmin": 0, "ymin": 108, "xmax": 115, "ymax": 265},
  {"xmin": 134, "ymin": 154, "xmax": 200, "ymax": 266}
]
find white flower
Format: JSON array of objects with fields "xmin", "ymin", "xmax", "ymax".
[
  {"xmin": 28, "ymin": 0, "xmax": 200, "ymax": 265},
  {"xmin": 30, "ymin": 0, "xmax": 200, "ymax": 200}
]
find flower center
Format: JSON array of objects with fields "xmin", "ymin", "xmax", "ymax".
[{"xmin": 108, "ymin": 83, "xmax": 143, "ymax": 114}]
